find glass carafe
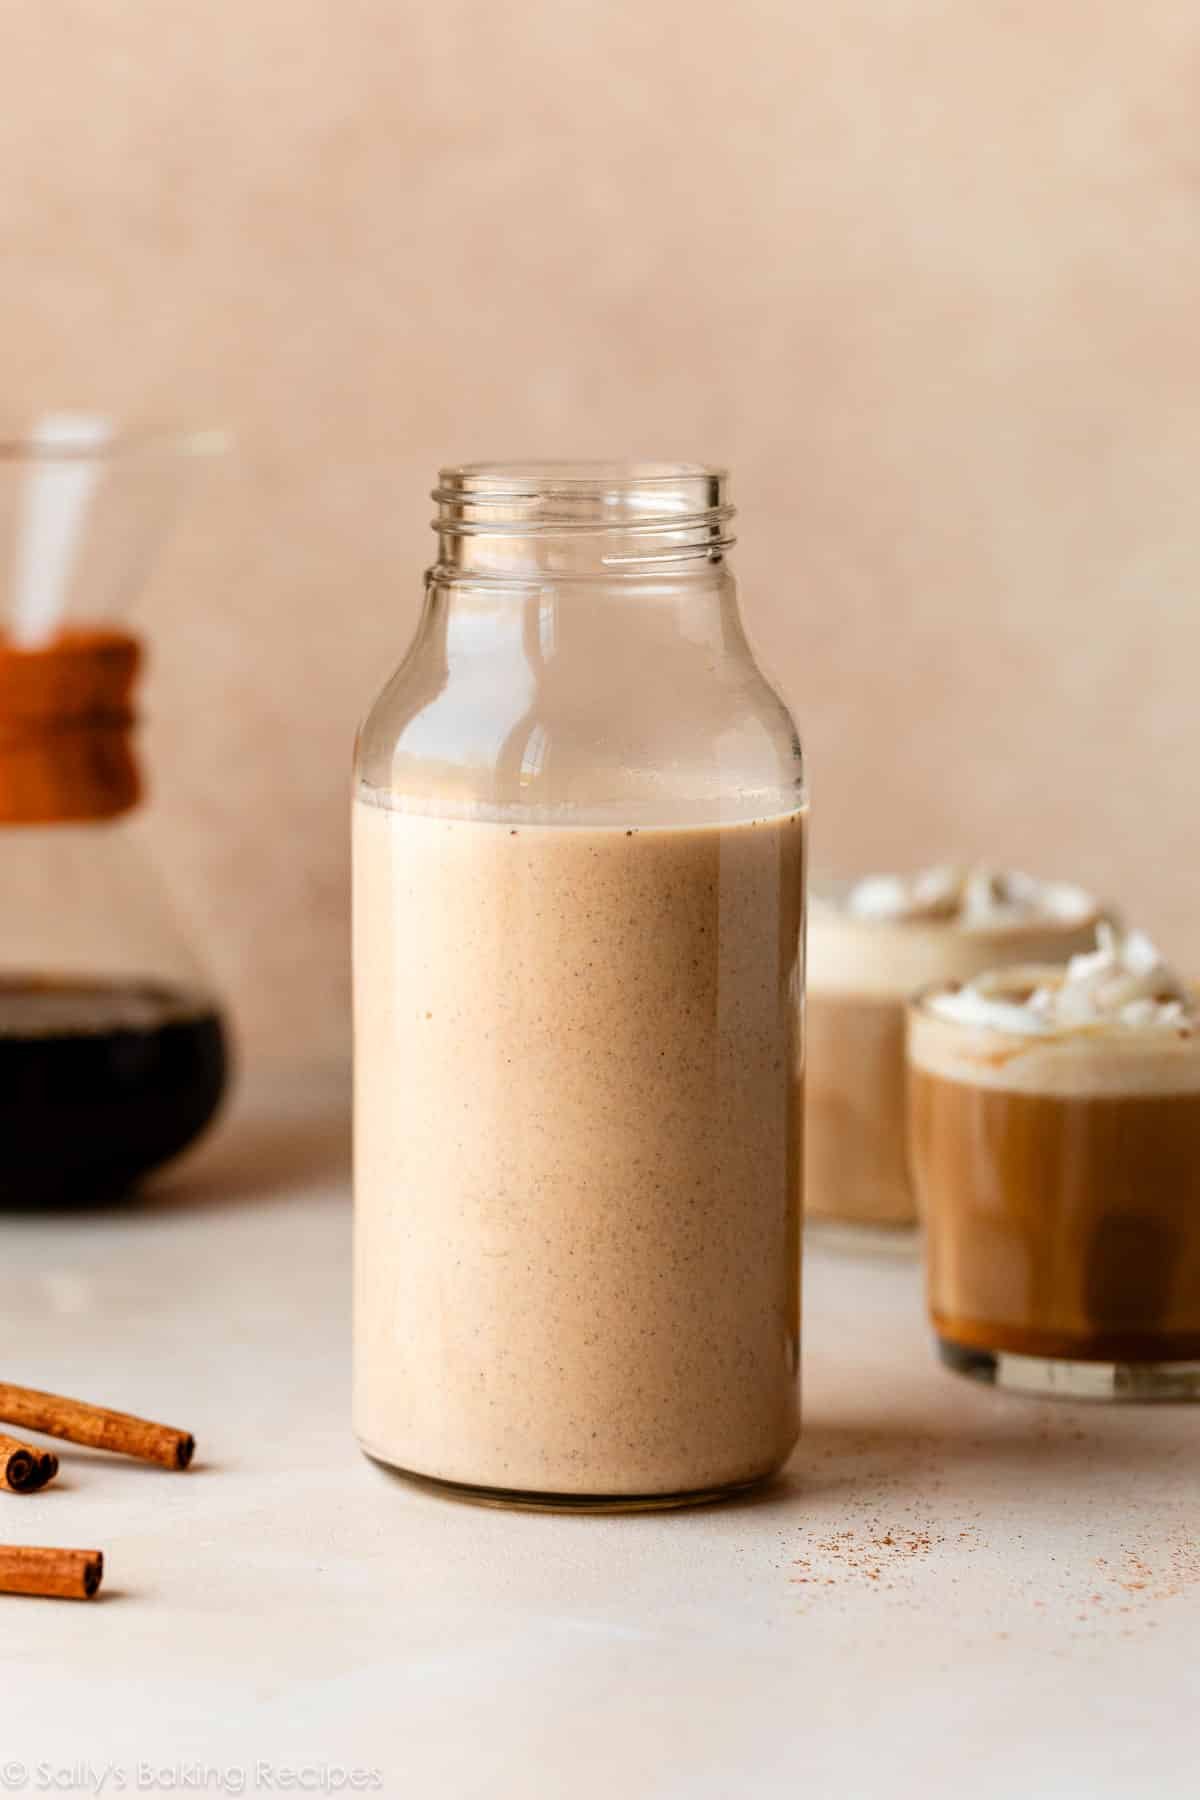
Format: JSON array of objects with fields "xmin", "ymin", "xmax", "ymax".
[
  {"xmin": 0, "ymin": 423, "xmax": 230, "ymax": 1206},
  {"xmin": 353, "ymin": 462, "xmax": 807, "ymax": 1509}
]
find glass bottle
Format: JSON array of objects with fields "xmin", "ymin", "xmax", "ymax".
[
  {"xmin": 353, "ymin": 462, "xmax": 807, "ymax": 1509},
  {"xmin": 0, "ymin": 423, "xmax": 230, "ymax": 1206}
]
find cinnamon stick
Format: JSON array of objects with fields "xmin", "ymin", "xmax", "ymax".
[
  {"xmin": 0, "ymin": 1384, "xmax": 193, "ymax": 1471},
  {"xmin": 0, "ymin": 1434, "xmax": 58, "ymax": 1495},
  {"xmin": 0, "ymin": 1544, "xmax": 103, "ymax": 1600}
]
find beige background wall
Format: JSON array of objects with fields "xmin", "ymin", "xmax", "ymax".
[{"xmin": 3, "ymin": 1, "xmax": 1198, "ymax": 1062}]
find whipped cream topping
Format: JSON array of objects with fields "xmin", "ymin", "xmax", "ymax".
[
  {"xmin": 928, "ymin": 925, "xmax": 1195, "ymax": 1036},
  {"xmin": 844, "ymin": 865, "xmax": 1094, "ymax": 932},
  {"xmin": 845, "ymin": 866, "xmax": 962, "ymax": 922}
]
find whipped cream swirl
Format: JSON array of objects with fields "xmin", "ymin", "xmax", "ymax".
[
  {"xmin": 844, "ymin": 865, "xmax": 1093, "ymax": 931},
  {"xmin": 928, "ymin": 925, "xmax": 1195, "ymax": 1036}
]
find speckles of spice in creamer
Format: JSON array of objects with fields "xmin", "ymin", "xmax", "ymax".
[{"xmin": 353, "ymin": 803, "xmax": 806, "ymax": 1498}]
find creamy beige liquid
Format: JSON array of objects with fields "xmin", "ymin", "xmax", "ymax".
[{"xmin": 353, "ymin": 795, "xmax": 805, "ymax": 1500}]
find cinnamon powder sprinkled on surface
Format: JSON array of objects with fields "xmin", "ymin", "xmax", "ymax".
[
  {"xmin": 1085, "ymin": 1534, "xmax": 1200, "ymax": 1613},
  {"xmin": 791, "ymin": 1524, "xmax": 942, "ymax": 1590}
]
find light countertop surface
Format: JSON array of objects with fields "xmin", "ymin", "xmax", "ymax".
[{"xmin": 2, "ymin": 1068, "xmax": 1197, "ymax": 1799}]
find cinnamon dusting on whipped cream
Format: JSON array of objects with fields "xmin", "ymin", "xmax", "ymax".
[{"xmin": 928, "ymin": 925, "xmax": 1195, "ymax": 1037}]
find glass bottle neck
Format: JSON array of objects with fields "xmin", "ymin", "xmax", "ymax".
[
  {"xmin": 425, "ymin": 566, "xmax": 746, "ymax": 669},
  {"xmin": 355, "ymin": 462, "xmax": 803, "ymax": 826},
  {"xmin": 430, "ymin": 461, "xmax": 735, "ymax": 583}
]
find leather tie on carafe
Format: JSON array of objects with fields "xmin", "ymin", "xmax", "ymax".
[{"xmin": 0, "ymin": 627, "xmax": 143, "ymax": 824}]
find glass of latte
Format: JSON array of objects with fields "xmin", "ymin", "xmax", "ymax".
[
  {"xmin": 908, "ymin": 927, "xmax": 1200, "ymax": 1400},
  {"xmin": 806, "ymin": 867, "xmax": 1102, "ymax": 1240}
]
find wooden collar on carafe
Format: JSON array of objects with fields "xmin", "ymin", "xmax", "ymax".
[{"xmin": 0, "ymin": 627, "xmax": 143, "ymax": 824}]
